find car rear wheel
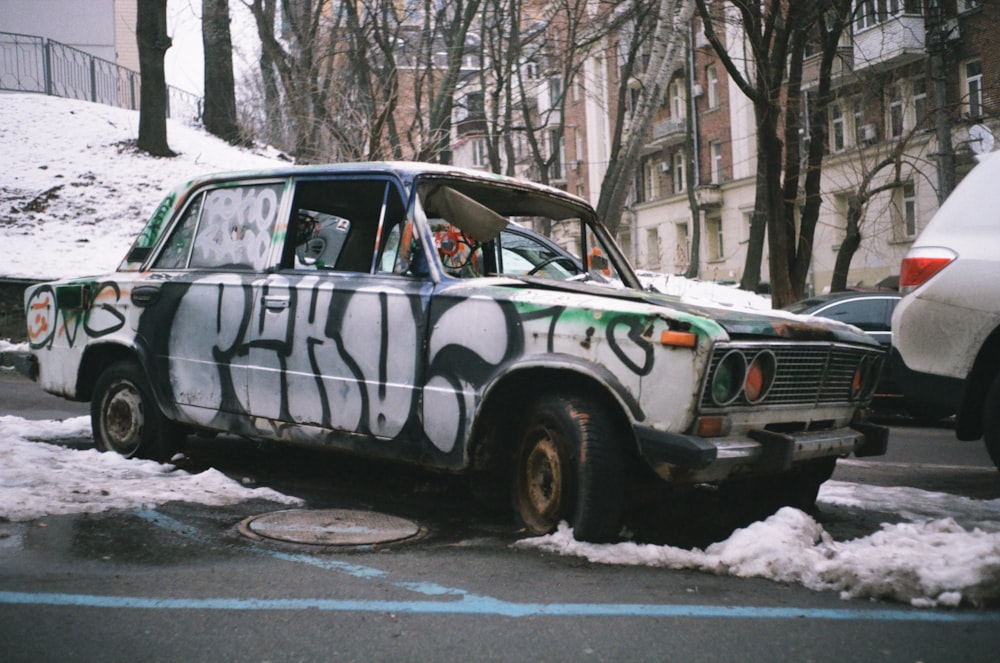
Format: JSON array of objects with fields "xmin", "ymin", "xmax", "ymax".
[
  {"xmin": 91, "ymin": 360, "xmax": 177, "ymax": 462},
  {"xmin": 983, "ymin": 373, "xmax": 1000, "ymax": 470},
  {"xmin": 512, "ymin": 394, "xmax": 624, "ymax": 542}
]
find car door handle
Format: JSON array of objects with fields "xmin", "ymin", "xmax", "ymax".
[{"xmin": 262, "ymin": 295, "xmax": 290, "ymax": 310}]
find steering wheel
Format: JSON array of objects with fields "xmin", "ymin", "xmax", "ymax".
[{"xmin": 527, "ymin": 256, "xmax": 580, "ymax": 276}]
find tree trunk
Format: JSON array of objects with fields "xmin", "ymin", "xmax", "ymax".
[
  {"xmin": 257, "ymin": 0, "xmax": 281, "ymax": 145},
  {"xmin": 136, "ymin": 0, "xmax": 174, "ymax": 156},
  {"xmin": 830, "ymin": 198, "xmax": 862, "ymax": 292},
  {"xmin": 203, "ymin": 0, "xmax": 241, "ymax": 144}
]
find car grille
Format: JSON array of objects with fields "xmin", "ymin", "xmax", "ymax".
[{"xmin": 698, "ymin": 341, "xmax": 885, "ymax": 409}]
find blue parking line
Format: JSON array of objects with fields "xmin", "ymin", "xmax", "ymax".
[
  {"xmin": 18, "ymin": 508, "xmax": 960, "ymax": 623},
  {"xmin": 1, "ymin": 590, "xmax": 998, "ymax": 621}
]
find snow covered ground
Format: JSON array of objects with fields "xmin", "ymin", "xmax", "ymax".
[{"xmin": 1, "ymin": 93, "xmax": 999, "ymax": 610}]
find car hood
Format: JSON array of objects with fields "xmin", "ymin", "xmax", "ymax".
[{"xmin": 499, "ymin": 277, "xmax": 878, "ymax": 346}]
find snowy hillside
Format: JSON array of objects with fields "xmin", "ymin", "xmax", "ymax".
[{"xmin": 0, "ymin": 92, "xmax": 285, "ymax": 280}]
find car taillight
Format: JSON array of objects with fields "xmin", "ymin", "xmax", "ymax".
[{"xmin": 899, "ymin": 247, "xmax": 957, "ymax": 295}]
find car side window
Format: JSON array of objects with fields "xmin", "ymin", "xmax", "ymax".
[
  {"xmin": 152, "ymin": 183, "xmax": 284, "ymax": 271},
  {"xmin": 818, "ymin": 299, "xmax": 890, "ymax": 332},
  {"xmin": 153, "ymin": 193, "xmax": 203, "ymax": 269},
  {"xmin": 285, "ymin": 178, "xmax": 405, "ymax": 273}
]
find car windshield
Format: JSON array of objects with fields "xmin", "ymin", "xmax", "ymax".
[{"xmin": 413, "ymin": 175, "xmax": 634, "ymax": 286}]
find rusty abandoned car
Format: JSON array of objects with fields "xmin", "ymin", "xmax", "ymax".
[{"xmin": 22, "ymin": 163, "xmax": 888, "ymax": 541}]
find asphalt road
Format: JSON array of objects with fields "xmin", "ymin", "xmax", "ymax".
[{"xmin": 1, "ymin": 369, "xmax": 998, "ymax": 662}]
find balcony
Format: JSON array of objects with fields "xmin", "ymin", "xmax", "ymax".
[
  {"xmin": 801, "ymin": 47, "xmax": 854, "ymax": 90},
  {"xmin": 644, "ymin": 117, "xmax": 686, "ymax": 152},
  {"xmin": 853, "ymin": 14, "xmax": 926, "ymax": 72},
  {"xmin": 695, "ymin": 184, "xmax": 722, "ymax": 207}
]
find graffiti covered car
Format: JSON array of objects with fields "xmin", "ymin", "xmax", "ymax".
[{"xmin": 22, "ymin": 163, "xmax": 887, "ymax": 542}]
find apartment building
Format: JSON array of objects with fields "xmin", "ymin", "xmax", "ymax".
[
  {"xmin": 630, "ymin": 0, "xmax": 997, "ymax": 294},
  {"xmin": 452, "ymin": 1, "xmax": 996, "ymax": 295}
]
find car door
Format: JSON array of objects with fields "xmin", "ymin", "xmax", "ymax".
[
  {"xmin": 138, "ymin": 179, "xmax": 288, "ymax": 429},
  {"xmin": 245, "ymin": 176, "xmax": 433, "ymax": 446}
]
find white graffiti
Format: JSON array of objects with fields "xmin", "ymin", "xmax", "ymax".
[{"xmin": 190, "ymin": 185, "xmax": 281, "ymax": 270}]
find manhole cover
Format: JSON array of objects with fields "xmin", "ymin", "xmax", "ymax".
[{"xmin": 240, "ymin": 508, "xmax": 421, "ymax": 546}]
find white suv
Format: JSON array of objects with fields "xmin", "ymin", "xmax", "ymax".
[{"xmin": 892, "ymin": 150, "xmax": 1000, "ymax": 468}]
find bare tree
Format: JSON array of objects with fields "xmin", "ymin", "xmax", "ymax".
[
  {"xmin": 597, "ymin": 0, "xmax": 694, "ymax": 236},
  {"xmin": 246, "ymin": 0, "xmax": 342, "ymax": 162},
  {"xmin": 203, "ymin": 0, "xmax": 242, "ymax": 144},
  {"xmin": 136, "ymin": 0, "xmax": 174, "ymax": 156},
  {"xmin": 696, "ymin": 0, "xmax": 850, "ymax": 307}
]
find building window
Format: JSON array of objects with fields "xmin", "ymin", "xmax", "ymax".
[
  {"xmin": 830, "ymin": 102, "xmax": 846, "ymax": 151},
  {"xmin": 710, "ymin": 142, "xmax": 723, "ymax": 183},
  {"xmin": 673, "ymin": 151, "xmax": 686, "ymax": 193},
  {"xmin": 964, "ymin": 59, "xmax": 983, "ymax": 118},
  {"xmin": 675, "ymin": 223, "xmax": 689, "ymax": 270},
  {"xmin": 646, "ymin": 227, "xmax": 660, "ymax": 269},
  {"xmin": 706, "ymin": 64, "xmax": 718, "ymax": 108},
  {"xmin": 912, "ymin": 77, "xmax": 927, "ymax": 128},
  {"xmin": 707, "ymin": 216, "xmax": 724, "ymax": 261},
  {"xmin": 472, "ymin": 139, "xmax": 488, "ymax": 167},
  {"xmin": 669, "ymin": 80, "xmax": 685, "ymax": 120},
  {"xmin": 852, "ymin": 97, "xmax": 868, "ymax": 145},
  {"xmin": 856, "ymin": 0, "xmax": 923, "ymax": 30},
  {"xmin": 894, "ymin": 179, "xmax": 917, "ymax": 238},
  {"xmin": 643, "ymin": 160, "xmax": 660, "ymax": 201},
  {"xmin": 855, "ymin": 0, "xmax": 882, "ymax": 30},
  {"xmin": 888, "ymin": 84, "xmax": 904, "ymax": 138},
  {"xmin": 902, "ymin": 180, "xmax": 916, "ymax": 237}
]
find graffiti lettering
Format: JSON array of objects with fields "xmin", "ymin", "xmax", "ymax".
[
  {"xmin": 136, "ymin": 192, "xmax": 178, "ymax": 249},
  {"xmin": 607, "ymin": 315, "xmax": 655, "ymax": 376},
  {"xmin": 190, "ymin": 186, "xmax": 280, "ymax": 270},
  {"xmin": 25, "ymin": 286, "xmax": 55, "ymax": 349},
  {"xmin": 83, "ymin": 282, "xmax": 127, "ymax": 338}
]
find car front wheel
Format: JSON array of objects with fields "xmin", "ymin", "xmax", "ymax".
[
  {"xmin": 512, "ymin": 394, "xmax": 624, "ymax": 543},
  {"xmin": 91, "ymin": 360, "xmax": 177, "ymax": 462}
]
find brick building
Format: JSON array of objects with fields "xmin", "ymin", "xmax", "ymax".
[{"xmin": 453, "ymin": 1, "xmax": 998, "ymax": 295}]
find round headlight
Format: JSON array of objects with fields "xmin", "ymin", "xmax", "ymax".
[
  {"xmin": 744, "ymin": 350, "xmax": 776, "ymax": 403},
  {"xmin": 851, "ymin": 355, "xmax": 879, "ymax": 401},
  {"xmin": 711, "ymin": 351, "xmax": 746, "ymax": 406}
]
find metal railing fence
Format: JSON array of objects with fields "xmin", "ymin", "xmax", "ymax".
[{"xmin": 0, "ymin": 31, "xmax": 201, "ymax": 124}]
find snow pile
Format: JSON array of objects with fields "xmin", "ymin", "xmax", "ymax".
[
  {"xmin": 516, "ymin": 507, "xmax": 1000, "ymax": 609},
  {"xmin": 637, "ymin": 271, "xmax": 773, "ymax": 310},
  {"xmin": 0, "ymin": 415, "xmax": 302, "ymax": 521}
]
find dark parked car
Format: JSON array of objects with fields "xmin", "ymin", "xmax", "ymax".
[
  {"xmin": 784, "ymin": 291, "xmax": 902, "ymax": 413},
  {"xmin": 22, "ymin": 162, "xmax": 887, "ymax": 541}
]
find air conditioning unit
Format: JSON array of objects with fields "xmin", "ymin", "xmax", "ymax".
[{"xmin": 860, "ymin": 124, "xmax": 876, "ymax": 143}]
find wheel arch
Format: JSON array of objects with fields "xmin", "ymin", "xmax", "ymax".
[
  {"xmin": 75, "ymin": 342, "xmax": 158, "ymax": 404},
  {"xmin": 467, "ymin": 361, "xmax": 639, "ymax": 475},
  {"xmin": 957, "ymin": 323, "xmax": 1000, "ymax": 441}
]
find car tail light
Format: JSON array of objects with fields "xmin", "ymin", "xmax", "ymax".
[{"xmin": 899, "ymin": 247, "xmax": 957, "ymax": 294}]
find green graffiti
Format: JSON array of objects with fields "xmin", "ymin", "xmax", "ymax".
[{"xmin": 135, "ymin": 192, "xmax": 178, "ymax": 249}]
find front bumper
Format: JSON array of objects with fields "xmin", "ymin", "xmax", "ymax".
[{"xmin": 635, "ymin": 420, "xmax": 888, "ymax": 484}]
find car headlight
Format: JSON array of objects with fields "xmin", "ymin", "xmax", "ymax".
[
  {"xmin": 711, "ymin": 351, "xmax": 746, "ymax": 406},
  {"xmin": 744, "ymin": 350, "xmax": 776, "ymax": 403}
]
